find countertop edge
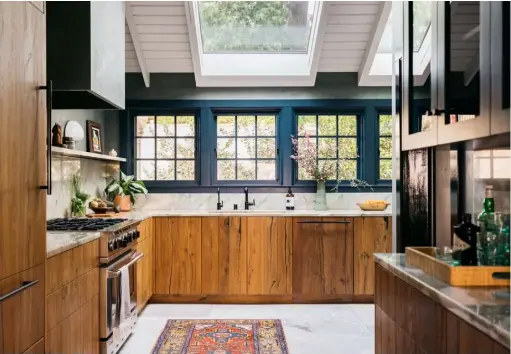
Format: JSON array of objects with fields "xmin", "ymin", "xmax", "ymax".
[
  {"xmin": 46, "ymin": 231, "xmax": 101, "ymax": 258},
  {"xmin": 374, "ymin": 254, "xmax": 510, "ymax": 349}
]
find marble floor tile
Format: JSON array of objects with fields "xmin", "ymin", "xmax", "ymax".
[{"xmin": 119, "ymin": 304, "xmax": 375, "ymax": 354}]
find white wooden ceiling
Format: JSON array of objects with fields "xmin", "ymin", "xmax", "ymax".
[{"xmin": 125, "ymin": 1, "xmax": 382, "ymax": 75}]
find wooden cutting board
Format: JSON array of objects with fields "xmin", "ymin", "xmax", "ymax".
[{"xmin": 86, "ymin": 212, "xmax": 128, "ymax": 218}]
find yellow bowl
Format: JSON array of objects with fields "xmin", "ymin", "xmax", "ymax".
[{"xmin": 357, "ymin": 202, "xmax": 390, "ymax": 211}]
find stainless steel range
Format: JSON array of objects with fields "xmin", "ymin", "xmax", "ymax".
[{"xmin": 47, "ymin": 217, "xmax": 144, "ymax": 354}]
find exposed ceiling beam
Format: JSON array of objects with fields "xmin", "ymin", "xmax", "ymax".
[
  {"xmin": 464, "ymin": 55, "xmax": 479, "ymax": 86},
  {"xmin": 358, "ymin": 1, "xmax": 392, "ymax": 86},
  {"xmin": 125, "ymin": 3, "xmax": 150, "ymax": 87}
]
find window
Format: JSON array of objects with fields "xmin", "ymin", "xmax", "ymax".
[
  {"xmin": 378, "ymin": 114, "xmax": 392, "ymax": 180},
  {"xmin": 197, "ymin": 1, "xmax": 316, "ymax": 53},
  {"xmin": 296, "ymin": 114, "xmax": 358, "ymax": 181},
  {"xmin": 135, "ymin": 115, "xmax": 196, "ymax": 181},
  {"xmin": 216, "ymin": 114, "xmax": 277, "ymax": 181}
]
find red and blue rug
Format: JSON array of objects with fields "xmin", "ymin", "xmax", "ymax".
[{"xmin": 151, "ymin": 319, "xmax": 289, "ymax": 354}]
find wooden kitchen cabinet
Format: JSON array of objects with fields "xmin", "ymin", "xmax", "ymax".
[
  {"xmin": 45, "ymin": 241, "xmax": 99, "ymax": 354},
  {"xmin": 246, "ymin": 217, "xmax": 292, "ymax": 295},
  {"xmin": 0, "ymin": 264, "xmax": 45, "ymax": 354},
  {"xmin": 292, "ymin": 218, "xmax": 354, "ymax": 300},
  {"xmin": 354, "ymin": 217, "xmax": 392, "ymax": 295},
  {"xmin": 201, "ymin": 217, "xmax": 248, "ymax": 295},
  {"xmin": 136, "ymin": 218, "xmax": 154, "ymax": 311},
  {"xmin": 154, "ymin": 217, "xmax": 202, "ymax": 295}
]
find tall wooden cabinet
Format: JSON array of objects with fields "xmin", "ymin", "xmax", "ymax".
[{"xmin": 0, "ymin": 2, "xmax": 47, "ymax": 353}]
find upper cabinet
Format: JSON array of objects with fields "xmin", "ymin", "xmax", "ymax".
[
  {"xmin": 46, "ymin": 1, "xmax": 125, "ymax": 110},
  {"xmin": 401, "ymin": 2, "xmax": 509, "ymax": 151}
]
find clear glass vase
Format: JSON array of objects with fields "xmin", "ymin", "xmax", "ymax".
[{"xmin": 314, "ymin": 180, "xmax": 327, "ymax": 211}]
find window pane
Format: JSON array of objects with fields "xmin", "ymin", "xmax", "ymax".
[
  {"xmin": 380, "ymin": 160, "xmax": 392, "ymax": 180},
  {"xmin": 379, "ymin": 137, "xmax": 392, "ymax": 158},
  {"xmin": 176, "ymin": 138, "xmax": 195, "ymax": 158},
  {"xmin": 339, "ymin": 159, "xmax": 357, "ymax": 180},
  {"xmin": 318, "ymin": 115, "xmax": 337, "ymax": 135},
  {"xmin": 237, "ymin": 138, "xmax": 256, "ymax": 158},
  {"xmin": 318, "ymin": 160, "xmax": 337, "ymax": 180},
  {"xmin": 257, "ymin": 160, "xmax": 276, "ymax": 180},
  {"xmin": 237, "ymin": 161, "xmax": 256, "ymax": 180},
  {"xmin": 156, "ymin": 161, "xmax": 175, "ymax": 180},
  {"xmin": 338, "ymin": 138, "xmax": 357, "ymax": 158},
  {"xmin": 156, "ymin": 138, "xmax": 175, "ymax": 159},
  {"xmin": 379, "ymin": 114, "xmax": 392, "ymax": 135},
  {"xmin": 237, "ymin": 116, "xmax": 255, "ymax": 136},
  {"xmin": 197, "ymin": 1, "xmax": 314, "ymax": 53},
  {"xmin": 217, "ymin": 138, "xmax": 235, "ymax": 158},
  {"xmin": 137, "ymin": 138, "xmax": 155, "ymax": 158},
  {"xmin": 298, "ymin": 163, "xmax": 314, "ymax": 180},
  {"xmin": 338, "ymin": 115, "xmax": 357, "ymax": 136},
  {"xmin": 136, "ymin": 116, "xmax": 155, "ymax": 137},
  {"xmin": 156, "ymin": 116, "xmax": 175, "ymax": 136},
  {"xmin": 217, "ymin": 116, "xmax": 235, "ymax": 136},
  {"xmin": 218, "ymin": 160, "xmax": 235, "ymax": 180},
  {"xmin": 298, "ymin": 137, "xmax": 316, "ymax": 157},
  {"xmin": 257, "ymin": 138, "xmax": 275, "ymax": 158},
  {"xmin": 137, "ymin": 161, "xmax": 155, "ymax": 180},
  {"xmin": 318, "ymin": 138, "xmax": 336, "ymax": 158},
  {"xmin": 176, "ymin": 116, "xmax": 195, "ymax": 137},
  {"xmin": 298, "ymin": 115, "xmax": 316, "ymax": 136},
  {"xmin": 257, "ymin": 116, "xmax": 275, "ymax": 136},
  {"xmin": 176, "ymin": 160, "xmax": 195, "ymax": 180}
]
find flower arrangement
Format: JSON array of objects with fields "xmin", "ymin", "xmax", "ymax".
[{"xmin": 290, "ymin": 135, "xmax": 372, "ymax": 191}]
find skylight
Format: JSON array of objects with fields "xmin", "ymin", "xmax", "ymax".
[{"xmin": 197, "ymin": 1, "xmax": 315, "ymax": 53}]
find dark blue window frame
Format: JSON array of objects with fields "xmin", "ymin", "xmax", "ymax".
[
  {"xmin": 292, "ymin": 110, "xmax": 362, "ymax": 190},
  {"xmin": 377, "ymin": 111, "xmax": 393, "ymax": 183},
  {"xmin": 212, "ymin": 111, "xmax": 281, "ymax": 186},
  {"xmin": 121, "ymin": 99, "xmax": 392, "ymax": 193}
]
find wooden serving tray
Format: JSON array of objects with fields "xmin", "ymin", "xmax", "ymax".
[{"xmin": 405, "ymin": 247, "xmax": 510, "ymax": 287}]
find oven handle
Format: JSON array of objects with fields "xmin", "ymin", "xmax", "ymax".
[{"xmin": 108, "ymin": 251, "xmax": 144, "ymax": 278}]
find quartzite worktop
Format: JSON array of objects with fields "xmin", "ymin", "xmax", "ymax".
[{"xmin": 374, "ymin": 253, "xmax": 510, "ymax": 354}]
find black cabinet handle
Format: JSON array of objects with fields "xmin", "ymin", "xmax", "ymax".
[
  {"xmin": 38, "ymin": 80, "xmax": 52, "ymax": 195},
  {"xmin": 492, "ymin": 272, "xmax": 510, "ymax": 280},
  {"xmin": 433, "ymin": 108, "xmax": 445, "ymax": 116},
  {"xmin": 296, "ymin": 221, "xmax": 351, "ymax": 224},
  {"xmin": 0, "ymin": 280, "xmax": 39, "ymax": 303}
]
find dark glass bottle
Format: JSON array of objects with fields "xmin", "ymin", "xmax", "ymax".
[
  {"xmin": 285, "ymin": 187, "xmax": 295, "ymax": 210},
  {"xmin": 454, "ymin": 213, "xmax": 481, "ymax": 266}
]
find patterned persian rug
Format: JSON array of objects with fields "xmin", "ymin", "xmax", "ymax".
[{"xmin": 151, "ymin": 319, "xmax": 289, "ymax": 354}]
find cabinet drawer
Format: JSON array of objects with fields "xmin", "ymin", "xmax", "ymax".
[
  {"xmin": 46, "ymin": 239, "xmax": 99, "ymax": 294},
  {"xmin": 46, "ymin": 267, "xmax": 99, "ymax": 331},
  {"xmin": 0, "ymin": 263, "xmax": 45, "ymax": 354}
]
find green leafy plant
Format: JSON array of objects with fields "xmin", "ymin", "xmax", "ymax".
[
  {"xmin": 105, "ymin": 172, "xmax": 148, "ymax": 205},
  {"xmin": 71, "ymin": 173, "xmax": 89, "ymax": 216}
]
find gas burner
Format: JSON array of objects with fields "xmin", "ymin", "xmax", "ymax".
[{"xmin": 47, "ymin": 218, "xmax": 128, "ymax": 231}]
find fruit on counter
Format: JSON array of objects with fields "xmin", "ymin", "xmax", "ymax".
[{"xmin": 88, "ymin": 198, "xmax": 112, "ymax": 209}]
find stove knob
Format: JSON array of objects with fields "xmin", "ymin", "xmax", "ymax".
[
  {"xmin": 115, "ymin": 239, "xmax": 122, "ymax": 249},
  {"xmin": 108, "ymin": 242, "xmax": 114, "ymax": 251},
  {"xmin": 135, "ymin": 231, "xmax": 140, "ymax": 239},
  {"xmin": 127, "ymin": 232, "xmax": 133, "ymax": 242}
]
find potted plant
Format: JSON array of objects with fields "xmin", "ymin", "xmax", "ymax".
[
  {"xmin": 70, "ymin": 173, "xmax": 89, "ymax": 217},
  {"xmin": 105, "ymin": 172, "xmax": 148, "ymax": 211}
]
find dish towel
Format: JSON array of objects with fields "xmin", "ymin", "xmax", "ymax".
[{"xmin": 119, "ymin": 265, "xmax": 131, "ymax": 337}]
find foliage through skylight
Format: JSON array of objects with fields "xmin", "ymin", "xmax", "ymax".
[{"xmin": 197, "ymin": 1, "xmax": 316, "ymax": 53}]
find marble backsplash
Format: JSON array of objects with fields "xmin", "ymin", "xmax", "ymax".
[
  {"xmin": 133, "ymin": 192, "xmax": 392, "ymax": 211},
  {"xmin": 46, "ymin": 155, "xmax": 119, "ymax": 219}
]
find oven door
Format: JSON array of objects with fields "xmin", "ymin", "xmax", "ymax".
[{"xmin": 100, "ymin": 250, "xmax": 144, "ymax": 340}]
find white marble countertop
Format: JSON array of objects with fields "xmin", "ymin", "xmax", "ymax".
[
  {"xmin": 129, "ymin": 209, "xmax": 392, "ymax": 218},
  {"xmin": 47, "ymin": 231, "xmax": 101, "ymax": 258},
  {"xmin": 46, "ymin": 209, "xmax": 392, "ymax": 257}
]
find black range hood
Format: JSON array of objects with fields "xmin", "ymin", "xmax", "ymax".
[{"xmin": 46, "ymin": 1, "xmax": 125, "ymax": 110}]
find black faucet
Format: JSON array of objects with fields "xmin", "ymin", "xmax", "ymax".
[
  {"xmin": 217, "ymin": 187, "xmax": 223, "ymax": 210},
  {"xmin": 244, "ymin": 187, "xmax": 255, "ymax": 210}
]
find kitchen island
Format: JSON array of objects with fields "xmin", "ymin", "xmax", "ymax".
[{"xmin": 374, "ymin": 253, "xmax": 510, "ymax": 354}]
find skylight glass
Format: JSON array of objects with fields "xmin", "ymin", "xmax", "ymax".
[
  {"xmin": 413, "ymin": 2, "xmax": 431, "ymax": 51},
  {"xmin": 197, "ymin": 1, "xmax": 316, "ymax": 53}
]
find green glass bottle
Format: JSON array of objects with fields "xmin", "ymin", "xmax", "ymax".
[
  {"xmin": 478, "ymin": 185, "xmax": 495, "ymax": 220},
  {"xmin": 477, "ymin": 185, "xmax": 498, "ymax": 265}
]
